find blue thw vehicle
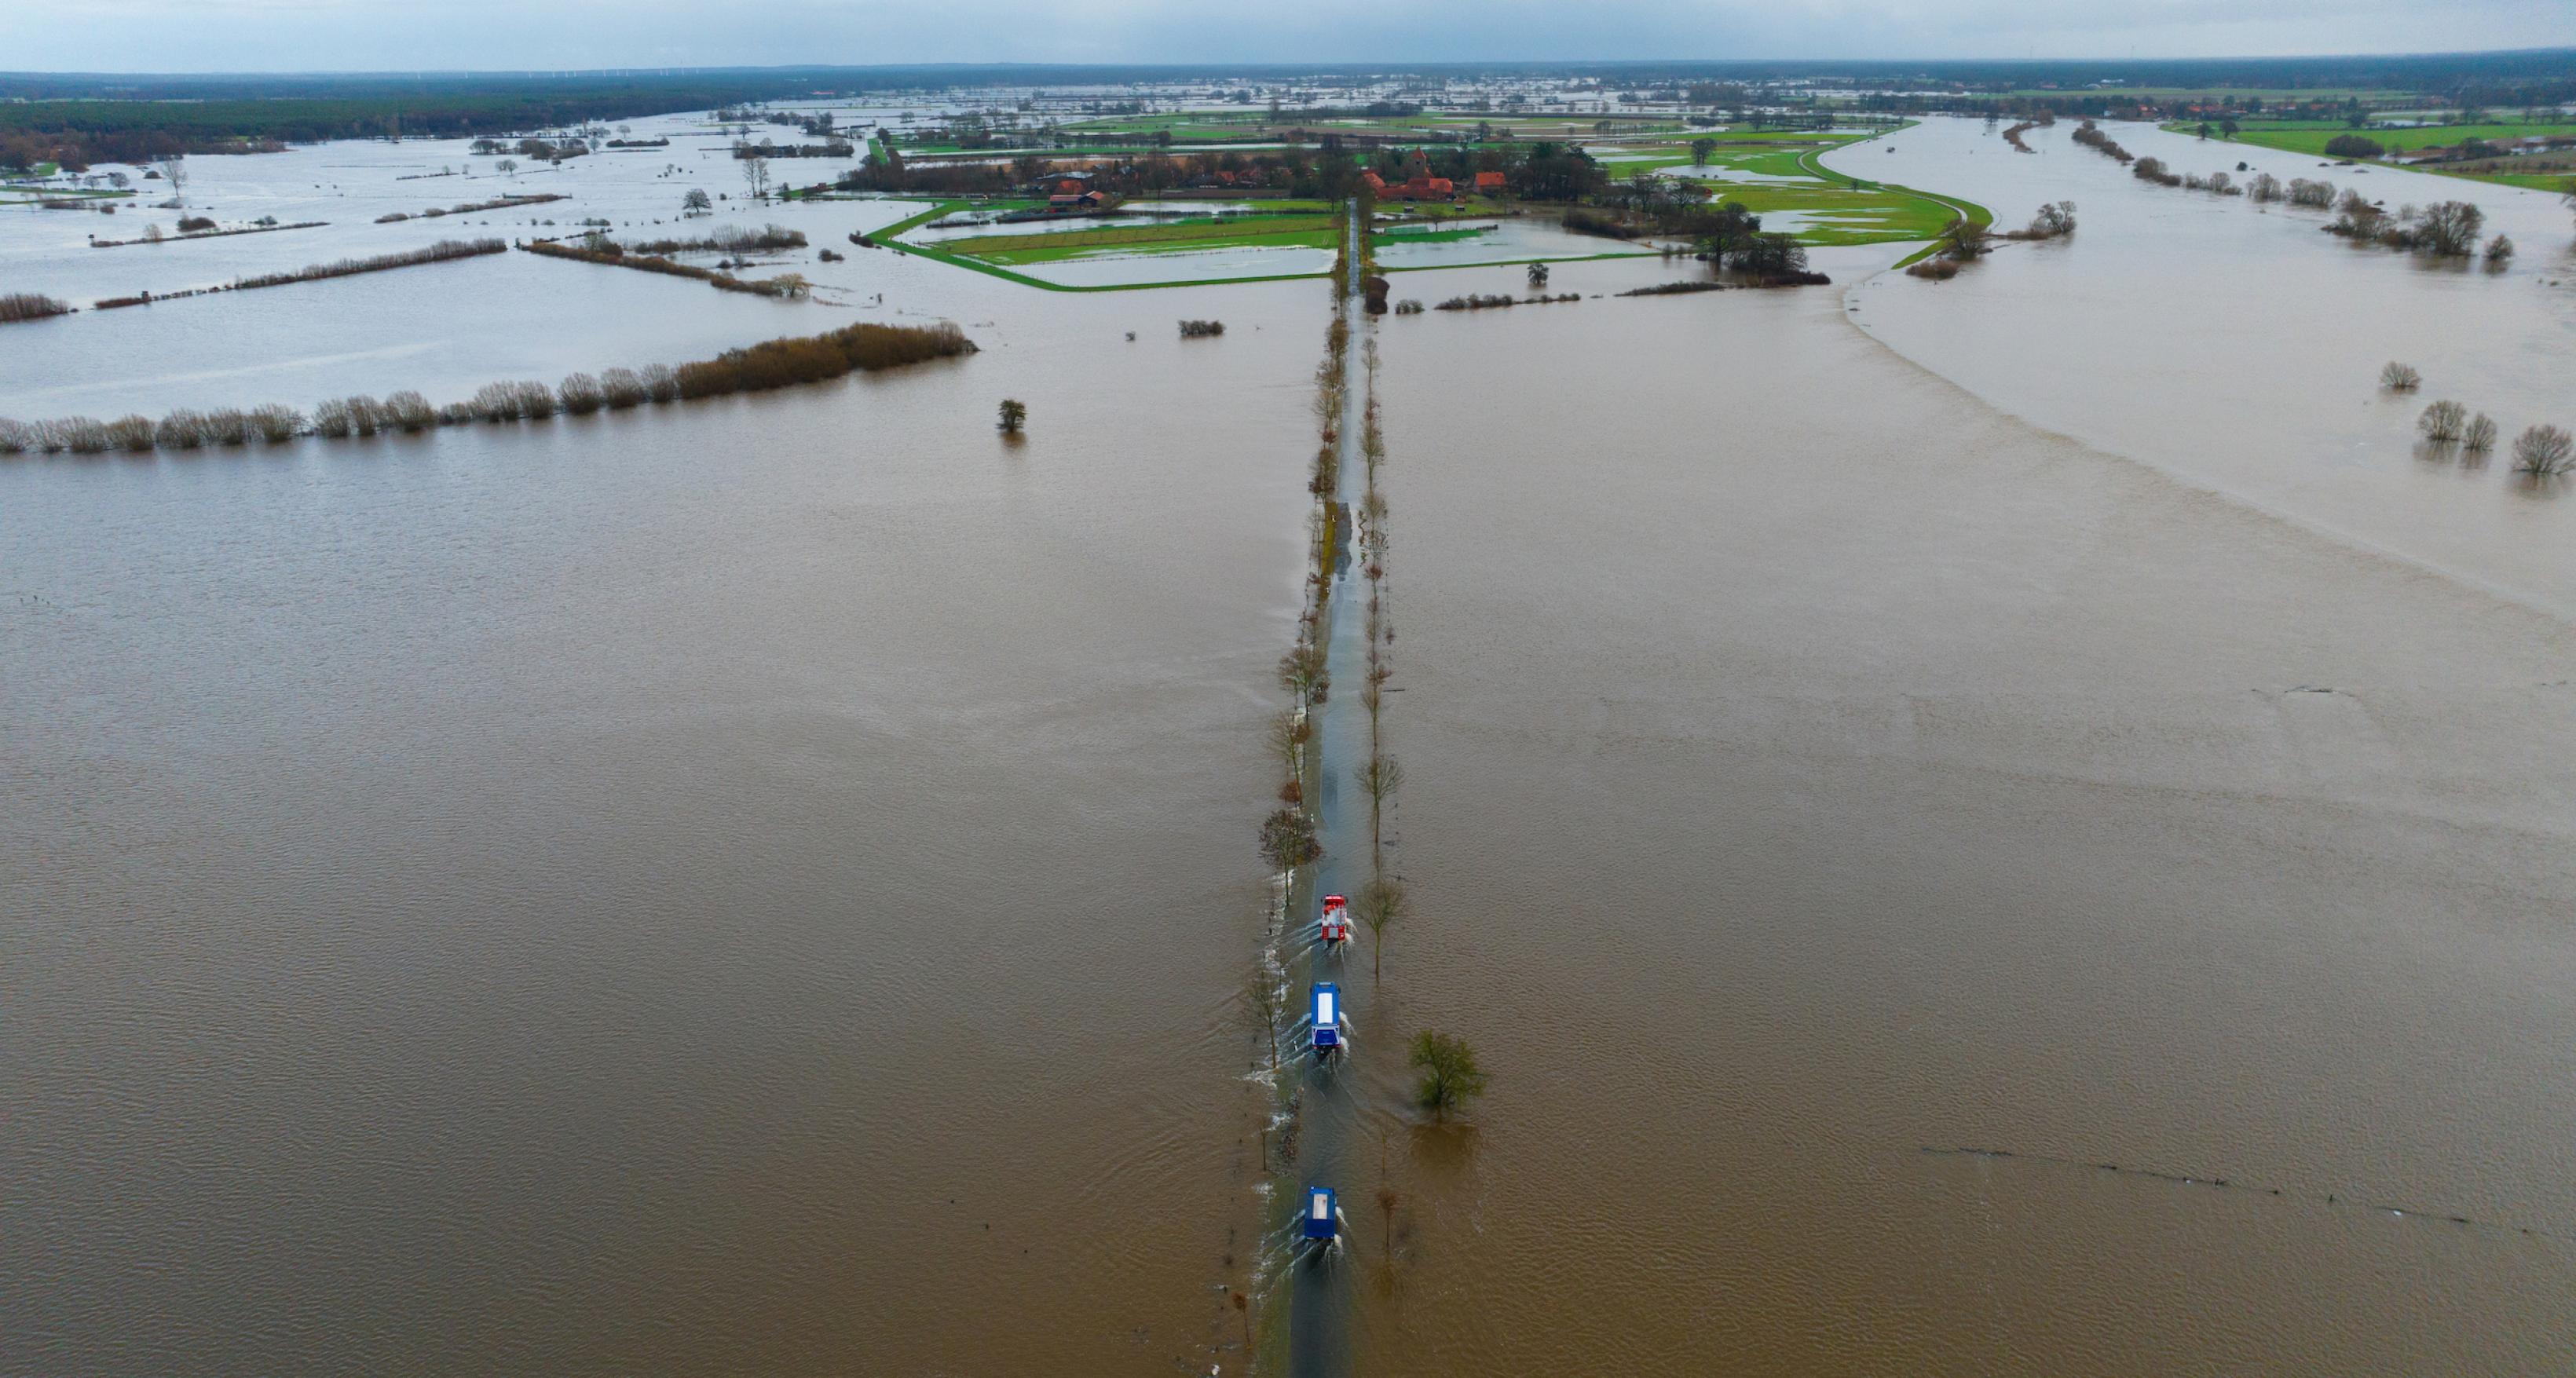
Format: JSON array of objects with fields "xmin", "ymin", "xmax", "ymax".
[
  {"xmin": 1311, "ymin": 982, "xmax": 1346, "ymax": 1062},
  {"xmin": 1301, "ymin": 1185, "xmax": 1344, "ymax": 1253}
]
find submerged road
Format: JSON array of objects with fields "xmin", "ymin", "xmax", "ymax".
[{"xmin": 1286, "ymin": 201, "xmax": 1371, "ymax": 1378}]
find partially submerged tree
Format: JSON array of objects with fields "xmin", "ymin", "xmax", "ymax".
[
  {"xmin": 2413, "ymin": 201, "xmax": 2485, "ymax": 258},
  {"xmin": 2418, "ymin": 400, "xmax": 2467, "ymax": 443},
  {"xmin": 1689, "ymin": 137, "xmax": 1717, "ymax": 169},
  {"xmin": 682, "ymin": 188, "xmax": 712, "ymax": 216},
  {"xmin": 997, "ymin": 398, "xmax": 1026, "ymax": 433},
  {"xmin": 1409, "ymin": 1030, "xmax": 1489, "ymax": 1120},
  {"xmin": 1356, "ymin": 877, "xmax": 1409, "ymax": 980},
  {"xmin": 2513, "ymin": 424, "xmax": 2574, "ymax": 477},
  {"xmin": 1525, "ymin": 261, "xmax": 1550, "ymax": 289},
  {"xmin": 1257, "ymin": 807, "xmax": 1322, "ymax": 875},
  {"xmin": 2379, "ymin": 361, "xmax": 2421, "ymax": 392},
  {"xmin": 1354, "ymin": 753, "xmax": 1404, "ymax": 853},
  {"xmin": 2464, "ymin": 413, "xmax": 2499, "ymax": 451},
  {"xmin": 1937, "ymin": 217, "xmax": 1990, "ymax": 262}
]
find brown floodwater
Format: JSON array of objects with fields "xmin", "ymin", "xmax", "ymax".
[
  {"xmin": 10, "ymin": 108, "xmax": 2576, "ymax": 1378},
  {"xmin": 1347, "ymin": 232, "xmax": 2576, "ymax": 1372},
  {"xmin": 1, "ymin": 274, "xmax": 1328, "ymax": 1376}
]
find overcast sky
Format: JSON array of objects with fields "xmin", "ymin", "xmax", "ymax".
[{"xmin": 7, "ymin": 0, "xmax": 2574, "ymax": 72}]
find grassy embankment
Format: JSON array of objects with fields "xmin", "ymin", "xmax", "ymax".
[
  {"xmin": 1602, "ymin": 126, "xmax": 1986, "ymax": 255},
  {"xmin": 2162, "ymin": 119, "xmax": 2576, "ymax": 192}
]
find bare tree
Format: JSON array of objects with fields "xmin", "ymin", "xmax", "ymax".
[
  {"xmin": 2513, "ymin": 424, "xmax": 2574, "ymax": 477},
  {"xmin": 155, "ymin": 156, "xmax": 186, "ymax": 206},
  {"xmin": 2379, "ymin": 361, "xmax": 2421, "ymax": 392},
  {"xmin": 1356, "ymin": 877, "xmax": 1409, "ymax": 980},
  {"xmin": 496, "ymin": 158, "xmax": 518, "ymax": 179},
  {"xmin": 1938, "ymin": 217, "xmax": 1991, "ymax": 263},
  {"xmin": 743, "ymin": 154, "xmax": 772, "ymax": 203},
  {"xmin": 682, "ymin": 188, "xmax": 712, "ymax": 215},
  {"xmin": 1354, "ymin": 753, "xmax": 1403, "ymax": 854},
  {"xmin": 2418, "ymin": 400, "xmax": 2466, "ymax": 442},
  {"xmin": 2464, "ymin": 413, "xmax": 2499, "ymax": 451},
  {"xmin": 2413, "ymin": 201, "xmax": 2485, "ymax": 258}
]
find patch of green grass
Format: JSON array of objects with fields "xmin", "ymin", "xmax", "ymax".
[
  {"xmin": 945, "ymin": 214, "xmax": 1339, "ymax": 261},
  {"xmin": 2167, "ymin": 119, "xmax": 2576, "ymax": 190}
]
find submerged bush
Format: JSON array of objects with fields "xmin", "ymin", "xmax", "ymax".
[
  {"xmin": 106, "ymin": 415, "xmax": 156, "ymax": 451},
  {"xmin": 2485, "ymin": 234, "xmax": 2514, "ymax": 264},
  {"xmin": 0, "ymin": 419, "xmax": 32, "ymax": 454},
  {"xmin": 383, "ymin": 390, "xmax": 434, "ymax": 431},
  {"xmin": 233, "ymin": 238, "xmax": 505, "ymax": 292},
  {"xmin": 671, "ymin": 321, "xmax": 971, "ymax": 399},
  {"xmin": 1178, "ymin": 319, "xmax": 1226, "ymax": 338},
  {"xmin": 312, "ymin": 399, "xmax": 356, "ymax": 437},
  {"xmin": 470, "ymin": 382, "xmax": 523, "ymax": 422},
  {"xmin": 599, "ymin": 367, "xmax": 648, "ymax": 408},
  {"xmin": 641, "ymin": 364, "xmax": 680, "ymax": 404},
  {"xmin": 558, "ymin": 372, "xmax": 604, "ymax": 415},
  {"xmin": 53, "ymin": 416, "xmax": 111, "ymax": 453},
  {"xmin": 202, "ymin": 408, "xmax": 251, "ymax": 445},
  {"xmin": 251, "ymin": 404, "xmax": 302, "ymax": 442},
  {"xmin": 2380, "ymin": 361, "xmax": 2421, "ymax": 392},
  {"xmin": 2287, "ymin": 178, "xmax": 2336, "ymax": 208},
  {"xmin": 2245, "ymin": 173, "xmax": 2282, "ymax": 203},
  {"xmin": 2464, "ymin": 413, "xmax": 2499, "ymax": 451},
  {"xmin": 0, "ymin": 292, "xmax": 75, "ymax": 323},
  {"xmin": 2418, "ymin": 400, "xmax": 2466, "ymax": 442},
  {"xmin": 512, "ymin": 381, "xmax": 556, "ymax": 419},
  {"xmin": 156, "ymin": 410, "xmax": 209, "ymax": 448},
  {"xmin": 2514, "ymin": 424, "xmax": 2574, "ymax": 477}
]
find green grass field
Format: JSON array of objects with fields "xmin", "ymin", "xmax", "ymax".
[
  {"xmin": 2159, "ymin": 119, "xmax": 2576, "ymax": 191},
  {"xmin": 1591, "ymin": 126, "xmax": 1985, "ymax": 248}
]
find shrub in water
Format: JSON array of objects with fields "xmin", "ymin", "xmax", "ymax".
[
  {"xmin": 641, "ymin": 364, "xmax": 680, "ymax": 403},
  {"xmin": 2514, "ymin": 424, "xmax": 2574, "ymax": 477},
  {"xmin": 2418, "ymin": 400, "xmax": 2466, "ymax": 442},
  {"xmin": 470, "ymin": 382, "xmax": 523, "ymax": 422},
  {"xmin": 2464, "ymin": 413, "xmax": 2498, "ymax": 451},
  {"xmin": 106, "ymin": 415, "xmax": 156, "ymax": 451},
  {"xmin": 251, "ymin": 404, "xmax": 302, "ymax": 441},
  {"xmin": 511, "ymin": 380, "xmax": 556, "ymax": 419},
  {"xmin": 312, "ymin": 399, "xmax": 356, "ymax": 437},
  {"xmin": 157, "ymin": 410, "xmax": 209, "ymax": 448},
  {"xmin": 0, "ymin": 419, "xmax": 32, "ymax": 454},
  {"xmin": 599, "ymin": 367, "xmax": 649, "ymax": 408},
  {"xmin": 2379, "ymin": 362, "xmax": 2420, "ymax": 391},
  {"xmin": 55, "ymin": 416, "xmax": 110, "ymax": 453},
  {"xmin": 202, "ymin": 408, "xmax": 251, "ymax": 445},
  {"xmin": 383, "ymin": 391, "xmax": 434, "ymax": 432},
  {"xmin": 558, "ymin": 372, "xmax": 605, "ymax": 415}
]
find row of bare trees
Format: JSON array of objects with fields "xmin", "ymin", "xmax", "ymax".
[{"xmin": 0, "ymin": 323, "xmax": 972, "ymax": 458}]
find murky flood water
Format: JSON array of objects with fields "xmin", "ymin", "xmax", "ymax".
[
  {"xmin": 3, "ymin": 237, "xmax": 1324, "ymax": 1371},
  {"xmin": 1353, "ymin": 227, "xmax": 2576, "ymax": 1369},
  {"xmin": 9, "ymin": 104, "xmax": 2576, "ymax": 1377},
  {"xmin": 1839, "ymin": 115, "xmax": 2576, "ymax": 615}
]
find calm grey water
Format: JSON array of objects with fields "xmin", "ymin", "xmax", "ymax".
[{"xmin": 8, "ymin": 109, "xmax": 2576, "ymax": 1376}]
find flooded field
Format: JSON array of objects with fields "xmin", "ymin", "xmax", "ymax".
[
  {"xmin": 9, "ymin": 101, "xmax": 2576, "ymax": 1378},
  {"xmin": 2, "ymin": 216, "xmax": 1328, "ymax": 1372}
]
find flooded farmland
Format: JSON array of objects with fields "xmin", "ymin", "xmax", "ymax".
[{"xmin": 8, "ymin": 99, "xmax": 2576, "ymax": 1378}]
